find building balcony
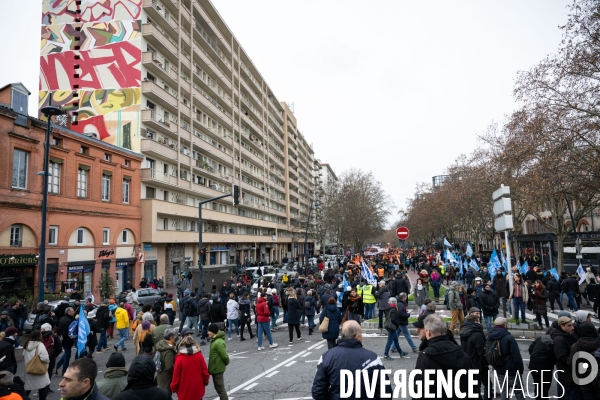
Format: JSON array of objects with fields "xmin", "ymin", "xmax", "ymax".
[
  {"xmin": 142, "ymin": 52, "xmax": 178, "ymax": 87},
  {"xmin": 142, "ymin": 80, "xmax": 178, "ymax": 111},
  {"xmin": 141, "ymin": 168, "xmax": 178, "ymax": 186},
  {"xmin": 141, "ymin": 109, "xmax": 179, "ymax": 137},
  {"xmin": 142, "ymin": 0, "xmax": 179, "ymax": 38},
  {"xmin": 143, "ymin": 23, "xmax": 178, "ymax": 58},
  {"xmin": 141, "ymin": 137, "xmax": 178, "ymax": 160}
]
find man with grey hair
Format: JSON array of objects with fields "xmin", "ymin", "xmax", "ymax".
[
  {"xmin": 312, "ymin": 320, "xmax": 391, "ymax": 399},
  {"xmin": 153, "ymin": 314, "xmax": 172, "ymax": 343},
  {"xmin": 412, "ymin": 314, "xmax": 474, "ymax": 398}
]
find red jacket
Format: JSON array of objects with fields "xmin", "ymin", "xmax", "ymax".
[
  {"xmin": 171, "ymin": 350, "xmax": 210, "ymax": 399},
  {"xmin": 256, "ymin": 297, "xmax": 271, "ymax": 323}
]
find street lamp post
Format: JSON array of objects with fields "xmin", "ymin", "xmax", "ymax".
[
  {"xmin": 38, "ymin": 105, "xmax": 65, "ymax": 302},
  {"xmin": 303, "ymin": 199, "xmax": 320, "ymax": 269}
]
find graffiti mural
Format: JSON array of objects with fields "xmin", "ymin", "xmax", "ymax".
[
  {"xmin": 41, "ymin": 20, "xmax": 142, "ymax": 55},
  {"xmin": 42, "ymin": 0, "xmax": 142, "ymax": 25},
  {"xmin": 40, "ymin": 0, "xmax": 142, "ymax": 152}
]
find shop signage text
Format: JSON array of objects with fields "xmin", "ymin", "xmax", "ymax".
[
  {"xmin": 98, "ymin": 249, "xmax": 115, "ymax": 258},
  {"xmin": 0, "ymin": 254, "xmax": 38, "ymax": 267}
]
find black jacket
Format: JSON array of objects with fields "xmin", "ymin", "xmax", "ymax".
[
  {"xmin": 465, "ymin": 295, "xmax": 477, "ymax": 311},
  {"xmin": 0, "ymin": 337, "xmax": 18, "ymax": 373},
  {"xmin": 96, "ymin": 305, "xmax": 110, "ymax": 330},
  {"xmin": 112, "ymin": 355, "xmax": 170, "ymax": 400},
  {"xmin": 287, "ymin": 298, "xmax": 302, "ymax": 325},
  {"xmin": 185, "ymin": 297, "xmax": 198, "ymax": 317},
  {"xmin": 459, "ymin": 321, "xmax": 488, "ymax": 370},
  {"xmin": 479, "ymin": 289, "xmax": 499, "ymax": 317},
  {"xmin": 550, "ymin": 326, "xmax": 577, "ymax": 387},
  {"xmin": 414, "ymin": 335, "xmax": 474, "ymax": 400},
  {"xmin": 396, "ymin": 278, "xmax": 411, "ymax": 297},
  {"xmin": 209, "ymin": 302, "xmax": 225, "ymax": 323},
  {"xmin": 197, "ymin": 299, "xmax": 210, "ymax": 320},
  {"xmin": 486, "ymin": 327, "xmax": 524, "ymax": 375},
  {"xmin": 397, "ymin": 300, "xmax": 410, "ymax": 326},
  {"xmin": 58, "ymin": 314, "xmax": 75, "ymax": 348},
  {"xmin": 492, "ymin": 275, "xmax": 507, "ymax": 298},
  {"xmin": 562, "ymin": 277, "xmax": 579, "ymax": 293},
  {"xmin": 312, "ymin": 339, "xmax": 390, "ymax": 400},
  {"xmin": 385, "ymin": 306, "xmax": 400, "ymax": 331},
  {"xmin": 528, "ymin": 333, "xmax": 555, "ymax": 371},
  {"xmin": 547, "ymin": 278, "xmax": 560, "ymax": 295}
]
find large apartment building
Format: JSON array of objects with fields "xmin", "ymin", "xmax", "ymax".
[{"xmin": 39, "ymin": 0, "xmax": 321, "ymax": 286}]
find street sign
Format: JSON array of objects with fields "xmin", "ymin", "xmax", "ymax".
[{"xmin": 396, "ymin": 227, "xmax": 410, "ymax": 240}]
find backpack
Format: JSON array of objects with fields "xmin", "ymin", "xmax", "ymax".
[
  {"xmin": 183, "ymin": 298, "xmax": 193, "ymax": 315},
  {"xmin": 485, "ymin": 338, "xmax": 506, "ymax": 367},
  {"xmin": 68, "ymin": 320, "xmax": 78, "ymax": 339},
  {"xmin": 153, "ymin": 350, "xmax": 163, "ymax": 372},
  {"xmin": 304, "ymin": 299, "xmax": 312, "ymax": 310},
  {"xmin": 272, "ymin": 294, "xmax": 279, "ymax": 307},
  {"xmin": 443, "ymin": 291, "xmax": 450, "ymax": 310}
]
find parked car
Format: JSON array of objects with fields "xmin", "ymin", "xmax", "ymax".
[
  {"xmin": 136, "ymin": 288, "xmax": 163, "ymax": 307},
  {"xmin": 24, "ymin": 300, "xmax": 98, "ymax": 333}
]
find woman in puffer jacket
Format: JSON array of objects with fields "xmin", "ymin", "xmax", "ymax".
[{"xmin": 226, "ymin": 293, "xmax": 239, "ymax": 340}]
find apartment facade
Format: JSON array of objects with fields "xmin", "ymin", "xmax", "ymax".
[
  {"xmin": 40, "ymin": 0, "xmax": 319, "ymax": 287},
  {"xmin": 0, "ymin": 83, "xmax": 143, "ymax": 299}
]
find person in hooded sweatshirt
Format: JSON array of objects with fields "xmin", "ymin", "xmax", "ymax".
[
  {"xmin": 459, "ymin": 314, "xmax": 489, "ymax": 400},
  {"xmin": 111, "ymin": 355, "xmax": 170, "ymax": 400},
  {"xmin": 238, "ymin": 292, "xmax": 254, "ymax": 341},
  {"xmin": 155, "ymin": 329, "xmax": 177, "ymax": 396},
  {"xmin": 568, "ymin": 322, "xmax": 600, "ymax": 400},
  {"xmin": 412, "ymin": 314, "xmax": 473, "ymax": 399},
  {"xmin": 574, "ymin": 310, "xmax": 592, "ymax": 338},
  {"xmin": 170, "ymin": 336, "xmax": 210, "ymax": 400},
  {"xmin": 96, "ymin": 353, "xmax": 128, "ymax": 398},
  {"xmin": 207, "ymin": 324, "xmax": 230, "ymax": 400}
]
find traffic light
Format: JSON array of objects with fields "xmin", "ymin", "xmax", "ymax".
[
  {"xmin": 233, "ymin": 184, "xmax": 240, "ymax": 206},
  {"xmin": 199, "ymin": 248, "xmax": 206, "ymax": 264}
]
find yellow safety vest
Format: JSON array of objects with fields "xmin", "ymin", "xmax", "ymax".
[
  {"xmin": 362, "ymin": 285, "xmax": 376, "ymax": 304},
  {"xmin": 356, "ymin": 285, "xmax": 363, "ymax": 295}
]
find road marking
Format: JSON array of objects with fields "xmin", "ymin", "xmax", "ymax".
[
  {"xmin": 284, "ymin": 360, "xmax": 297, "ymax": 367},
  {"xmin": 301, "ymin": 352, "xmax": 311, "ymax": 357},
  {"xmin": 305, "ymin": 360, "xmax": 319, "ymax": 363},
  {"xmin": 225, "ymin": 350, "xmax": 308, "ymax": 395},
  {"xmin": 315, "ymin": 344, "xmax": 325, "ymax": 349},
  {"xmin": 307, "ymin": 340, "xmax": 326, "ymax": 350},
  {"xmin": 266, "ymin": 370, "xmax": 279, "ymax": 378},
  {"xmin": 243, "ymin": 383, "xmax": 259, "ymax": 391}
]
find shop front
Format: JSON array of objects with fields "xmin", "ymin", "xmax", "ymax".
[
  {"xmin": 0, "ymin": 254, "xmax": 38, "ymax": 298},
  {"xmin": 143, "ymin": 256, "xmax": 157, "ymax": 282},
  {"xmin": 210, "ymin": 246, "xmax": 229, "ymax": 265},
  {"xmin": 116, "ymin": 257, "xmax": 136, "ymax": 294},
  {"xmin": 65, "ymin": 261, "xmax": 96, "ymax": 293}
]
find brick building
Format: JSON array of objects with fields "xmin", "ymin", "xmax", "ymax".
[{"xmin": 0, "ymin": 83, "xmax": 143, "ymax": 300}]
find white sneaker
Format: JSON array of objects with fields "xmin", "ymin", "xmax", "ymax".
[
  {"xmin": 227, "ymin": 338, "xmax": 231, "ymax": 341},
  {"xmin": 258, "ymin": 346, "xmax": 264, "ymax": 351},
  {"xmin": 236, "ymin": 334, "xmax": 240, "ymax": 338},
  {"xmin": 269, "ymin": 343, "xmax": 278, "ymax": 348}
]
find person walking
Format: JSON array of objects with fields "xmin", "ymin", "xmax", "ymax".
[
  {"xmin": 551, "ymin": 316, "xmax": 580, "ymax": 400},
  {"xmin": 152, "ymin": 314, "xmax": 172, "ymax": 344},
  {"xmin": 107, "ymin": 300, "xmax": 117, "ymax": 339},
  {"xmin": 546, "ymin": 274, "xmax": 563, "ymax": 312},
  {"xmin": 532, "ymin": 280, "xmax": 550, "ymax": 330},
  {"xmin": 238, "ymin": 292, "xmax": 254, "ymax": 341},
  {"xmin": 40, "ymin": 323, "xmax": 61, "ymax": 383},
  {"xmin": 412, "ymin": 278, "xmax": 428, "ymax": 310},
  {"xmin": 198, "ymin": 293, "xmax": 211, "ymax": 345},
  {"xmin": 96, "ymin": 353, "xmax": 128, "ymax": 398},
  {"xmin": 528, "ymin": 328, "xmax": 556, "ymax": 400},
  {"xmin": 170, "ymin": 336, "xmax": 210, "ymax": 400},
  {"xmin": 155, "ymin": 328, "xmax": 177, "ymax": 396},
  {"xmin": 319, "ymin": 297, "xmax": 342, "ymax": 349},
  {"xmin": 286, "ymin": 289, "xmax": 302, "ymax": 344},
  {"xmin": 304, "ymin": 290, "xmax": 317, "ymax": 335},
  {"xmin": 95, "ymin": 300, "xmax": 110, "ymax": 353},
  {"xmin": 207, "ymin": 324, "xmax": 230, "ymax": 400},
  {"xmin": 492, "ymin": 269, "xmax": 508, "ymax": 318},
  {"xmin": 226, "ymin": 293, "xmax": 239, "ymax": 341},
  {"xmin": 479, "ymin": 282, "xmax": 499, "ymax": 333},
  {"xmin": 23, "ymin": 331, "xmax": 51, "ymax": 400},
  {"xmin": 163, "ymin": 294, "xmax": 177, "ymax": 326},
  {"xmin": 383, "ymin": 298, "xmax": 406, "ymax": 360},
  {"xmin": 255, "ymin": 296, "xmax": 278, "ymax": 350},
  {"xmin": 185, "ymin": 292, "xmax": 199, "ymax": 336},
  {"xmin": 56, "ymin": 307, "xmax": 75, "ymax": 375},
  {"xmin": 391, "ymin": 292, "xmax": 418, "ymax": 353},
  {"xmin": 430, "ymin": 269, "xmax": 442, "ymax": 302},
  {"xmin": 375, "ymin": 281, "xmax": 390, "ymax": 331},
  {"xmin": 447, "ymin": 283, "xmax": 464, "ymax": 335},
  {"xmin": 113, "ymin": 302, "xmax": 130, "ymax": 352},
  {"xmin": 111, "ymin": 355, "xmax": 170, "ymax": 400}
]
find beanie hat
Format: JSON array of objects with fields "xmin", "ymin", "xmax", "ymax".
[
  {"xmin": 184, "ymin": 289, "xmax": 190, "ymax": 295},
  {"xmin": 190, "ymin": 292, "xmax": 197, "ymax": 297},
  {"xmin": 106, "ymin": 353, "xmax": 126, "ymax": 368},
  {"xmin": 493, "ymin": 317, "xmax": 507, "ymax": 327},
  {"xmin": 168, "ymin": 293, "xmax": 173, "ymax": 298},
  {"xmin": 4, "ymin": 327, "xmax": 17, "ymax": 337},
  {"xmin": 578, "ymin": 322, "xmax": 599, "ymax": 339},
  {"xmin": 142, "ymin": 320, "xmax": 151, "ymax": 330},
  {"xmin": 557, "ymin": 310, "xmax": 571, "ymax": 319},
  {"xmin": 208, "ymin": 323, "xmax": 219, "ymax": 335}
]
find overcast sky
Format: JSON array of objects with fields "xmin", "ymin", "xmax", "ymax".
[{"xmin": 0, "ymin": 0, "xmax": 571, "ymax": 226}]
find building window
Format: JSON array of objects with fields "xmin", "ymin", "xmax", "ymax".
[
  {"xmin": 50, "ymin": 137, "xmax": 62, "ymax": 147},
  {"xmin": 80, "ymin": 146, "xmax": 88, "ymax": 154},
  {"xmin": 102, "ymin": 174, "xmax": 111, "ymax": 201},
  {"xmin": 163, "ymin": 218, "xmax": 168, "ymax": 230},
  {"xmin": 77, "ymin": 228, "xmax": 84, "ymax": 245},
  {"xmin": 12, "ymin": 149, "xmax": 28, "ymax": 189},
  {"xmin": 104, "ymin": 153, "xmax": 111, "ymax": 162},
  {"xmin": 49, "ymin": 226, "xmax": 58, "ymax": 245},
  {"xmin": 10, "ymin": 225, "xmax": 22, "ymax": 247},
  {"xmin": 48, "ymin": 161, "xmax": 60, "ymax": 194},
  {"xmin": 122, "ymin": 230, "xmax": 128, "ymax": 244},
  {"xmin": 190, "ymin": 221, "xmax": 196, "ymax": 231},
  {"xmin": 103, "ymin": 228, "xmax": 110, "ymax": 245},
  {"xmin": 78, "ymin": 168, "xmax": 88, "ymax": 198},
  {"xmin": 124, "ymin": 159, "xmax": 130, "ymax": 167},
  {"xmin": 122, "ymin": 179, "xmax": 130, "ymax": 204}
]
